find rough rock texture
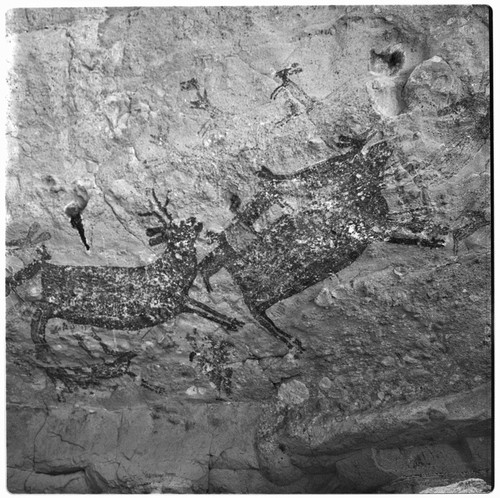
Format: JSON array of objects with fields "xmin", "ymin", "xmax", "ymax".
[
  {"xmin": 6, "ymin": 6, "xmax": 491, "ymax": 493},
  {"xmin": 420, "ymin": 478, "xmax": 491, "ymax": 494}
]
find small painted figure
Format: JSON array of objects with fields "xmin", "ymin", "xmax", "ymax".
[{"xmin": 271, "ymin": 62, "xmax": 303, "ymax": 100}]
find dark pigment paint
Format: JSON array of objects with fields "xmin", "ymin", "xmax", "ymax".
[
  {"xmin": 180, "ymin": 78, "xmax": 223, "ymax": 136},
  {"xmin": 7, "ymin": 138, "xmax": 450, "ymax": 393},
  {"xmin": 5, "ymin": 49, "xmax": 490, "ymax": 398},
  {"xmin": 6, "ymin": 224, "xmax": 51, "ymax": 299},
  {"xmin": 198, "ymin": 140, "xmax": 446, "ymax": 351},
  {"xmin": 9, "ymin": 192, "xmax": 243, "ymax": 359},
  {"xmin": 270, "ymin": 62, "xmax": 304, "ymax": 100},
  {"xmin": 69, "ymin": 212, "xmax": 90, "ymax": 250}
]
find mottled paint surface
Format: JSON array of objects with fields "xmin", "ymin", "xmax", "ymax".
[
  {"xmin": 27, "ymin": 203, "xmax": 242, "ymax": 351},
  {"xmin": 199, "ymin": 140, "xmax": 444, "ymax": 348}
]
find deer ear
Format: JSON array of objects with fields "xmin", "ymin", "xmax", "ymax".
[
  {"xmin": 146, "ymin": 227, "xmax": 163, "ymax": 237},
  {"xmin": 149, "ymin": 233, "xmax": 167, "ymax": 246}
]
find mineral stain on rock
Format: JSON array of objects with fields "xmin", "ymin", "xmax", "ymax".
[
  {"xmin": 64, "ymin": 183, "xmax": 91, "ymax": 250},
  {"xmin": 68, "ymin": 212, "xmax": 90, "ymax": 250}
]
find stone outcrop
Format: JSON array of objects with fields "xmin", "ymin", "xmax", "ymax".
[
  {"xmin": 420, "ymin": 478, "xmax": 492, "ymax": 494},
  {"xmin": 6, "ymin": 5, "xmax": 491, "ymax": 493}
]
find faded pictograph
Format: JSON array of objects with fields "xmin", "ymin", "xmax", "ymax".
[
  {"xmin": 7, "ymin": 191, "xmax": 244, "ymax": 391},
  {"xmin": 10, "ymin": 190, "xmax": 243, "ymax": 344},
  {"xmin": 6, "ymin": 61, "xmax": 486, "ymax": 398},
  {"xmin": 199, "ymin": 139, "xmax": 447, "ymax": 352},
  {"xmin": 7, "ymin": 138, "xmax": 449, "ymax": 391}
]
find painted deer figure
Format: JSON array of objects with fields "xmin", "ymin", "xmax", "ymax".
[
  {"xmin": 8, "ymin": 191, "xmax": 243, "ymax": 351},
  {"xmin": 198, "ymin": 140, "xmax": 447, "ymax": 352}
]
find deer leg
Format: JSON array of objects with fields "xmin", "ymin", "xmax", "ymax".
[
  {"xmin": 199, "ymin": 259, "xmax": 218, "ymax": 293},
  {"xmin": 254, "ymin": 310, "xmax": 304, "ymax": 353},
  {"xmin": 198, "ymin": 233, "xmax": 237, "ymax": 293},
  {"xmin": 186, "ymin": 297, "xmax": 244, "ymax": 328},
  {"xmin": 387, "ymin": 235, "xmax": 445, "ymax": 249},
  {"xmin": 31, "ymin": 306, "xmax": 53, "ymax": 349},
  {"xmin": 183, "ymin": 301, "xmax": 243, "ymax": 331}
]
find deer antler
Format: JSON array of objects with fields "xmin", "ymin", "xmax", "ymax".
[
  {"xmin": 152, "ymin": 189, "xmax": 173, "ymax": 224},
  {"xmin": 138, "ymin": 189, "xmax": 175, "ymax": 246},
  {"xmin": 139, "ymin": 189, "xmax": 173, "ymax": 228}
]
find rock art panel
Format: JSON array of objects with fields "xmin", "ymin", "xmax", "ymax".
[{"xmin": 5, "ymin": 5, "xmax": 491, "ymax": 493}]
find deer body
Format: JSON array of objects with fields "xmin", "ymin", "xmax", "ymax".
[
  {"xmin": 39, "ymin": 253, "xmax": 194, "ymax": 330},
  {"xmin": 199, "ymin": 141, "xmax": 446, "ymax": 351}
]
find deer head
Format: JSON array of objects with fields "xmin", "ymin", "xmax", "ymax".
[{"xmin": 139, "ymin": 190, "xmax": 203, "ymax": 247}]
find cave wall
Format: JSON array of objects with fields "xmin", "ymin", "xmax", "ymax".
[{"xmin": 5, "ymin": 6, "xmax": 491, "ymax": 493}]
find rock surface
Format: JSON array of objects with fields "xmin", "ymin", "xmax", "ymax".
[
  {"xmin": 6, "ymin": 6, "xmax": 491, "ymax": 493},
  {"xmin": 420, "ymin": 478, "xmax": 492, "ymax": 494}
]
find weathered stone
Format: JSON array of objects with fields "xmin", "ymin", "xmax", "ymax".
[
  {"xmin": 8, "ymin": 468, "xmax": 91, "ymax": 494},
  {"xmin": 403, "ymin": 56, "xmax": 465, "ymax": 113},
  {"xmin": 420, "ymin": 478, "xmax": 491, "ymax": 494},
  {"xmin": 318, "ymin": 376, "xmax": 332, "ymax": 390},
  {"xmin": 314, "ymin": 287, "xmax": 335, "ymax": 308},
  {"xmin": 209, "ymin": 468, "xmax": 308, "ymax": 493},
  {"xmin": 336, "ymin": 448, "xmax": 398, "ymax": 491},
  {"xmin": 278, "ymin": 379, "xmax": 310, "ymax": 405}
]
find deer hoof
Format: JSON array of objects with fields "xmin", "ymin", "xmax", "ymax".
[{"xmin": 227, "ymin": 318, "xmax": 244, "ymax": 331}]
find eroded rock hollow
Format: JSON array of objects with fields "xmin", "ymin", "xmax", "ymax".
[{"xmin": 6, "ymin": 6, "xmax": 491, "ymax": 493}]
